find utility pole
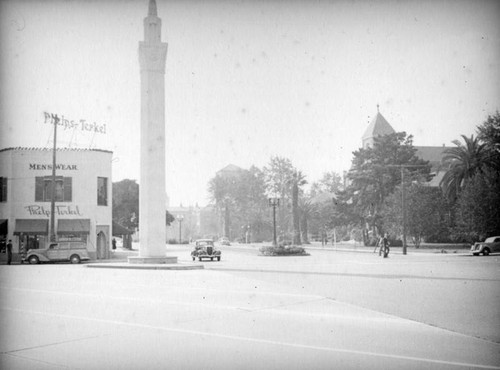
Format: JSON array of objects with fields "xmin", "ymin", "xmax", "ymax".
[
  {"xmin": 386, "ymin": 164, "xmax": 428, "ymax": 255},
  {"xmin": 50, "ymin": 114, "xmax": 59, "ymax": 242},
  {"xmin": 176, "ymin": 215, "xmax": 184, "ymax": 244},
  {"xmin": 268, "ymin": 198, "xmax": 280, "ymax": 246},
  {"xmin": 401, "ymin": 166, "xmax": 406, "ymax": 255}
]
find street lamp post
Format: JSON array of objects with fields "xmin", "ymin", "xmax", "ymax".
[
  {"xmin": 268, "ymin": 198, "xmax": 280, "ymax": 246},
  {"xmin": 176, "ymin": 215, "xmax": 184, "ymax": 244}
]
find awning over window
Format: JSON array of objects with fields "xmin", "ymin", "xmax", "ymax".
[
  {"xmin": 14, "ymin": 219, "xmax": 48, "ymax": 235},
  {"xmin": 0, "ymin": 219, "xmax": 7, "ymax": 235},
  {"xmin": 57, "ymin": 219, "xmax": 91, "ymax": 234}
]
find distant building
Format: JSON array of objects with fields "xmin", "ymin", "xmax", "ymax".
[
  {"xmin": 0, "ymin": 147, "xmax": 113, "ymax": 259},
  {"xmin": 216, "ymin": 164, "xmax": 245, "ymax": 178}
]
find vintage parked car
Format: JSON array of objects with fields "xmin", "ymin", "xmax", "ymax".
[
  {"xmin": 191, "ymin": 239, "xmax": 221, "ymax": 261},
  {"xmin": 23, "ymin": 241, "xmax": 90, "ymax": 264},
  {"xmin": 219, "ymin": 237, "xmax": 231, "ymax": 246},
  {"xmin": 471, "ymin": 236, "xmax": 500, "ymax": 256}
]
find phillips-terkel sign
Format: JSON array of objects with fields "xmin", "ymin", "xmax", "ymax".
[{"xmin": 44, "ymin": 112, "xmax": 106, "ymax": 134}]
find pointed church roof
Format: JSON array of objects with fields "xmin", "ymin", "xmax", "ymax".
[{"xmin": 362, "ymin": 107, "xmax": 395, "ymax": 141}]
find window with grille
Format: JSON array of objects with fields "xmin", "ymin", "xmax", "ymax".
[{"xmin": 35, "ymin": 177, "xmax": 72, "ymax": 202}]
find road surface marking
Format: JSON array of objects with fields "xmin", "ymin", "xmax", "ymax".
[{"xmin": 2, "ymin": 306, "xmax": 499, "ymax": 369}]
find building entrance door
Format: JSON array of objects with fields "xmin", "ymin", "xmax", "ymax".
[{"xmin": 97, "ymin": 231, "xmax": 107, "ymax": 259}]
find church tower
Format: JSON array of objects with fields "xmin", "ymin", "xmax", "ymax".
[
  {"xmin": 361, "ymin": 105, "xmax": 395, "ymax": 149},
  {"xmin": 132, "ymin": 0, "xmax": 174, "ymax": 262}
]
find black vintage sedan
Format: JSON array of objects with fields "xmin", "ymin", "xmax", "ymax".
[{"xmin": 191, "ymin": 239, "xmax": 222, "ymax": 261}]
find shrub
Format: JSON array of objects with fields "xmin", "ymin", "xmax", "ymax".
[{"xmin": 259, "ymin": 245, "xmax": 309, "ymax": 256}]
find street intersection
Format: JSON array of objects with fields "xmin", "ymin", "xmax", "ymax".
[{"xmin": 1, "ymin": 244, "xmax": 499, "ymax": 369}]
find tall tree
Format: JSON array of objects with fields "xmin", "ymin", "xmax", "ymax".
[
  {"xmin": 112, "ymin": 179, "xmax": 139, "ymax": 229},
  {"xmin": 476, "ymin": 111, "xmax": 500, "ymax": 170},
  {"xmin": 290, "ymin": 170, "xmax": 307, "ymax": 245},
  {"xmin": 310, "ymin": 171, "xmax": 343, "ymax": 196},
  {"xmin": 208, "ymin": 166, "xmax": 270, "ymax": 241},
  {"xmin": 347, "ymin": 132, "xmax": 430, "ymax": 243},
  {"xmin": 207, "ymin": 175, "xmax": 237, "ymax": 238},
  {"xmin": 381, "ymin": 184, "xmax": 452, "ymax": 246},
  {"xmin": 263, "ymin": 156, "xmax": 295, "ymax": 236},
  {"xmin": 440, "ymin": 135, "xmax": 488, "ymax": 202},
  {"xmin": 298, "ymin": 197, "xmax": 317, "ymax": 244},
  {"xmin": 452, "ymin": 169, "xmax": 500, "ymax": 242}
]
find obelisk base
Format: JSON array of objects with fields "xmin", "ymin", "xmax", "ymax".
[{"xmin": 128, "ymin": 256, "xmax": 178, "ymax": 264}]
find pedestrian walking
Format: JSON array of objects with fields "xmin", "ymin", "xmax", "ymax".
[
  {"xmin": 6, "ymin": 239, "xmax": 13, "ymax": 265},
  {"xmin": 112, "ymin": 238, "xmax": 117, "ymax": 250},
  {"xmin": 380, "ymin": 234, "xmax": 390, "ymax": 258}
]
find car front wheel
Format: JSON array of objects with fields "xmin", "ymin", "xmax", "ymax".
[
  {"xmin": 70, "ymin": 254, "xmax": 81, "ymax": 264},
  {"xmin": 28, "ymin": 255, "xmax": 39, "ymax": 264},
  {"xmin": 483, "ymin": 248, "xmax": 490, "ymax": 256}
]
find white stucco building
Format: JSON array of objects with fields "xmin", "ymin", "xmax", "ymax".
[{"xmin": 0, "ymin": 147, "xmax": 112, "ymax": 259}]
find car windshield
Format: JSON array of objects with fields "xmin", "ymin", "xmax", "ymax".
[{"xmin": 197, "ymin": 241, "xmax": 213, "ymax": 246}]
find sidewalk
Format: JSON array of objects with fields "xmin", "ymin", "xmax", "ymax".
[{"xmin": 304, "ymin": 241, "xmax": 470, "ymax": 255}]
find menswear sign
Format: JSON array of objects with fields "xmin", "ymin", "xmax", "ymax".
[
  {"xmin": 29, "ymin": 163, "xmax": 78, "ymax": 171},
  {"xmin": 44, "ymin": 112, "xmax": 106, "ymax": 134}
]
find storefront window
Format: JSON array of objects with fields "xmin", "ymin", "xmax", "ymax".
[{"xmin": 58, "ymin": 234, "xmax": 87, "ymax": 242}]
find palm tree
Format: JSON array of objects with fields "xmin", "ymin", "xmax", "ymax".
[
  {"xmin": 298, "ymin": 197, "xmax": 317, "ymax": 244},
  {"xmin": 440, "ymin": 135, "xmax": 487, "ymax": 201}
]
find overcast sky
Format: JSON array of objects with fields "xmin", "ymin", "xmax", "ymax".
[{"xmin": 1, "ymin": 0, "xmax": 499, "ymax": 207}]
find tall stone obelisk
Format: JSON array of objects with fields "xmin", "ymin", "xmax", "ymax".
[{"xmin": 130, "ymin": 0, "xmax": 176, "ymax": 264}]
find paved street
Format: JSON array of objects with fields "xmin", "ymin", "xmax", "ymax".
[{"xmin": 1, "ymin": 245, "xmax": 499, "ymax": 369}]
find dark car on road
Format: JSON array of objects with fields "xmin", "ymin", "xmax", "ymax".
[
  {"xmin": 471, "ymin": 236, "xmax": 500, "ymax": 256},
  {"xmin": 191, "ymin": 239, "xmax": 221, "ymax": 261},
  {"xmin": 219, "ymin": 237, "xmax": 230, "ymax": 246}
]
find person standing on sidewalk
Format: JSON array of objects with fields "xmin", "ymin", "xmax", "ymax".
[
  {"xmin": 381, "ymin": 234, "xmax": 390, "ymax": 258},
  {"xmin": 6, "ymin": 239, "xmax": 13, "ymax": 265}
]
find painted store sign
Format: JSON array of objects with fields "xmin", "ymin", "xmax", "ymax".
[
  {"xmin": 24, "ymin": 205, "xmax": 84, "ymax": 217},
  {"xmin": 43, "ymin": 112, "xmax": 106, "ymax": 134},
  {"xmin": 29, "ymin": 163, "xmax": 78, "ymax": 171}
]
